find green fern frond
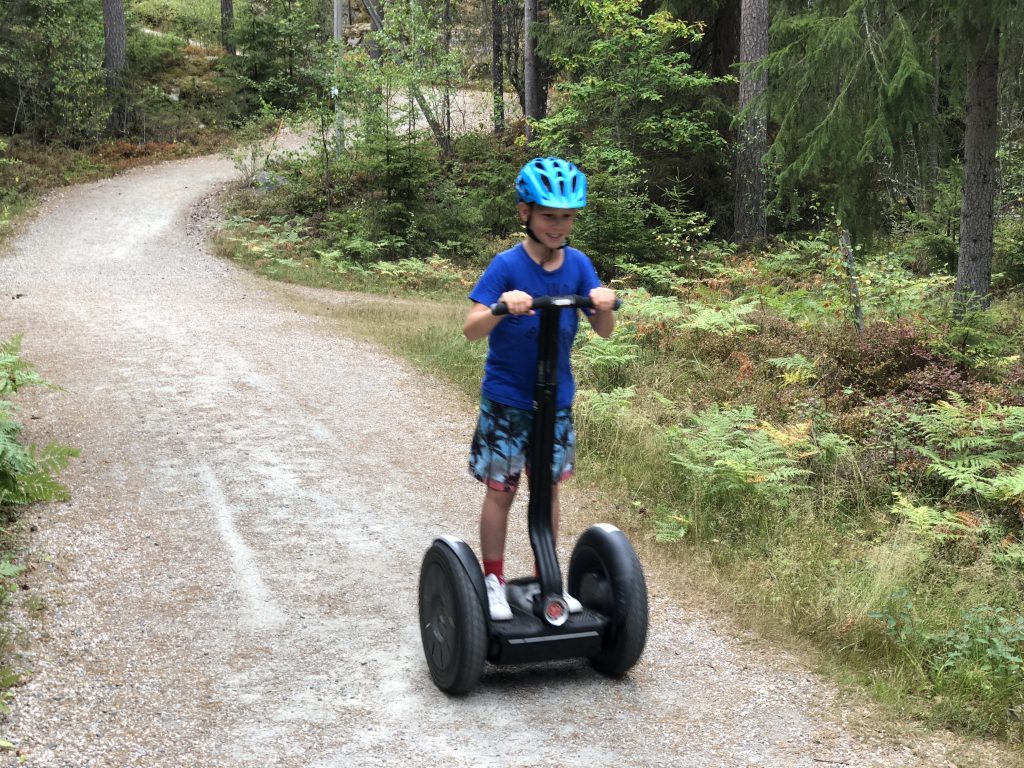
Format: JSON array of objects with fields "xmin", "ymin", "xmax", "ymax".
[
  {"xmin": 910, "ymin": 396, "xmax": 1024, "ymax": 505},
  {"xmin": 680, "ymin": 299, "xmax": 759, "ymax": 336}
]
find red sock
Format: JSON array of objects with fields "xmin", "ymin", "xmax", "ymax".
[{"xmin": 483, "ymin": 559, "xmax": 504, "ymax": 583}]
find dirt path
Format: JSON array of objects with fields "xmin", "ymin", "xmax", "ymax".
[{"xmin": 0, "ymin": 155, "xmax": 1017, "ymax": 767}]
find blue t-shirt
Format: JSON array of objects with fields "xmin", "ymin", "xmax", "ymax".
[{"xmin": 469, "ymin": 243, "xmax": 602, "ymax": 410}]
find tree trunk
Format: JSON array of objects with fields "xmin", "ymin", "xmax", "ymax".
[
  {"xmin": 955, "ymin": 20, "xmax": 1000, "ymax": 313},
  {"xmin": 102, "ymin": 0, "xmax": 126, "ymax": 92},
  {"xmin": 732, "ymin": 0, "xmax": 769, "ymax": 244},
  {"xmin": 492, "ymin": 0, "xmax": 505, "ymax": 134},
  {"xmin": 362, "ymin": 0, "xmax": 383, "ymax": 58},
  {"xmin": 504, "ymin": 0, "xmax": 524, "ymax": 117},
  {"xmin": 840, "ymin": 229, "xmax": 865, "ymax": 333},
  {"xmin": 926, "ymin": 25, "xmax": 940, "ymax": 199},
  {"xmin": 221, "ymin": 0, "xmax": 236, "ymax": 55},
  {"xmin": 524, "ymin": 0, "xmax": 537, "ymax": 136},
  {"xmin": 442, "ymin": 0, "xmax": 452, "ymax": 152}
]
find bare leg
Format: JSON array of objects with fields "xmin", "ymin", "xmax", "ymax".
[{"xmin": 480, "ymin": 486, "xmax": 516, "ymax": 562}]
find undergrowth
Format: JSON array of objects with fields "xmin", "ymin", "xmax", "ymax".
[{"xmin": 0, "ymin": 338, "xmax": 76, "ymax": 721}]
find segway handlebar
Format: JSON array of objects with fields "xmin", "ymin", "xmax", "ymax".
[{"xmin": 490, "ymin": 295, "xmax": 622, "ymax": 316}]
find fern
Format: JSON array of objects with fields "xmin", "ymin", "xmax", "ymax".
[
  {"xmin": 766, "ymin": 353, "xmax": 818, "ymax": 385},
  {"xmin": 669, "ymin": 405, "xmax": 812, "ymax": 503},
  {"xmin": 576, "ymin": 333, "xmax": 639, "ymax": 369},
  {"xmin": 0, "ymin": 337, "xmax": 47, "ymax": 397},
  {"xmin": 892, "ymin": 492, "xmax": 987, "ymax": 544},
  {"xmin": 577, "ymin": 386, "xmax": 636, "ymax": 418},
  {"xmin": 619, "ymin": 291, "xmax": 684, "ymax": 321},
  {"xmin": 910, "ymin": 394, "xmax": 1024, "ymax": 506},
  {"xmin": 680, "ymin": 298, "xmax": 759, "ymax": 337}
]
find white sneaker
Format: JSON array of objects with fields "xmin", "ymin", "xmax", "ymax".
[
  {"xmin": 563, "ymin": 590, "xmax": 583, "ymax": 614},
  {"xmin": 485, "ymin": 574, "xmax": 512, "ymax": 621}
]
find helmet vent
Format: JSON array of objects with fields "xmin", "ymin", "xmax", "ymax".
[{"xmin": 514, "ymin": 157, "xmax": 587, "ymax": 209}]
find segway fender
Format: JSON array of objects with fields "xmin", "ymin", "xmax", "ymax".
[{"xmin": 433, "ymin": 536, "xmax": 489, "ymax": 629}]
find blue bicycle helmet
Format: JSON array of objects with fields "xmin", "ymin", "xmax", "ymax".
[{"xmin": 515, "ymin": 157, "xmax": 587, "ymax": 209}]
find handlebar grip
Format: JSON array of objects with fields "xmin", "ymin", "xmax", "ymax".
[{"xmin": 490, "ymin": 295, "xmax": 622, "ymax": 316}]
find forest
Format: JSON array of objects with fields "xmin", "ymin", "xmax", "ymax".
[{"xmin": 1, "ymin": 0, "xmax": 1023, "ymax": 744}]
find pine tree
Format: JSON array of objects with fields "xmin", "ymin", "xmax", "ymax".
[
  {"xmin": 955, "ymin": 7, "xmax": 1001, "ymax": 311},
  {"xmin": 765, "ymin": 0, "xmax": 1018, "ymax": 312},
  {"xmin": 102, "ymin": 0, "xmax": 125, "ymax": 92},
  {"xmin": 733, "ymin": 0, "xmax": 769, "ymax": 243}
]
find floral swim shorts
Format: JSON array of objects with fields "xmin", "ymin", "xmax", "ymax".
[{"xmin": 469, "ymin": 396, "xmax": 576, "ymax": 492}]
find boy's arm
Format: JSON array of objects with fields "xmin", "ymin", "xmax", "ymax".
[
  {"xmin": 464, "ymin": 302, "xmax": 501, "ymax": 341},
  {"xmin": 587, "ymin": 286, "xmax": 616, "ymax": 339},
  {"xmin": 463, "ymin": 291, "xmax": 534, "ymax": 341}
]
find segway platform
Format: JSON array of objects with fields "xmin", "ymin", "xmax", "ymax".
[{"xmin": 488, "ymin": 579, "xmax": 609, "ymax": 665}]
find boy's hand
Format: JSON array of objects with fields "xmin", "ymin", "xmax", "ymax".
[
  {"xmin": 499, "ymin": 290, "xmax": 534, "ymax": 315},
  {"xmin": 589, "ymin": 286, "xmax": 616, "ymax": 312}
]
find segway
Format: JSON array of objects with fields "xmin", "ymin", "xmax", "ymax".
[{"xmin": 418, "ymin": 295, "xmax": 648, "ymax": 694}]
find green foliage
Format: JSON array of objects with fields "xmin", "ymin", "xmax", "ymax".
[
  {"xmin": 130, "ymin": 0, "xmax": 221, "ymax": 46},
  {"xmin": 993, "ymin": 218, "xmax": 1024, "ymax": 290},
  {"xmin": 868, "ymin": 588, "xmax": 919, "ymax": 646},
  {"xmin": 767, "ymin": 354, "xmax": 818, "ymax": 386},
  {"xmin": 930, "ymin": 607, "xmax": 1024, "ymax": 680},
  {"xmin": 535, "ymin": 0, "xmax": 725, "ymax": 266},
  {"xmin": 569, "ymin": 146, "xmax": 658, "ymax": 276},
  {"xmin": 450, "ymin": 132, "xmax": 529, "ymax": 238},
  {"xmin": 668, "ymin": 405, "xmax": 812, "ymax": 520},
  {"xmin": 909, "ymin": 394, "xmax": 1024, "ymax": 508},
  {"xmin": 224, "ymin": 109, "xmax": 286, "ymax": 187},
  {"xmin": 892, "ymin": 492, "xmax": 987, "ymax": 545},
  {"xmin": 0, "ymin": 0, "xmax": 108, "ymax": 143},
  {"xmin": 120, "ymin": 28, "xmax": 252, "ymax": 142},
  {"xmin": 870, "ymin": 591, "xmax": 1024, "ymax": 736},
  {"xmin": 234, "ymin": 0, "xmax": 328, "ymax": 109},
  {"xmin": 542, "ymin": 0, "xmax": 725, "ymax": 177},
  {"xmin": 0, "ymin": 338, "xmax": 76, "ymax": 509},
  {"xmin": 680, "ymin": 298, "xmax": 759, "ymax": 337},
  {"xmin": 575, "ymin": 330, "xmax": 639, "ymax": 391},
  {"xmin": 765, "ymin": 1, "xmax": 935, "ymax": 239}
]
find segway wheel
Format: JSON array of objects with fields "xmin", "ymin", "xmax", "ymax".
[
  {"xmin": 418, "ymin": 542, "xmax": 487, "ymax": 694},
  {"xmin": 568, "ymin": 524, "xmax": 648, "ymax": 678}
]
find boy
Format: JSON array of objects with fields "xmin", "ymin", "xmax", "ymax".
[{"xmin": 463, "ymin": 157, "xmax": 616, "ymax": 621}]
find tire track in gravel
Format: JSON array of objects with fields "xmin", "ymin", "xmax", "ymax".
[{"xmin": 0, "ymin": 154, "xmax": 1019, "ymax": 767}]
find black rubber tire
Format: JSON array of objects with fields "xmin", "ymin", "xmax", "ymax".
[
  {"xmin": 568, "ymin": 524, "xmax": 648, "ymax": 677},
  {"xmin": 418, "ymin": 542, "xmax": 487, "ymax": 694}
]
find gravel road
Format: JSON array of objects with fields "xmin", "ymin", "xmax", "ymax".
[{"xmin": 0, "ymin": 154, "xmax": 1019, "ymax": 768}]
